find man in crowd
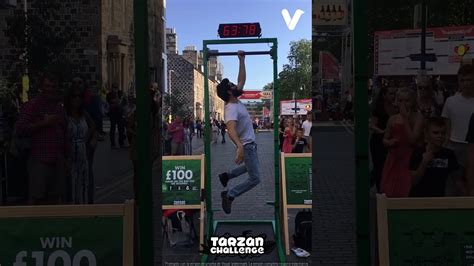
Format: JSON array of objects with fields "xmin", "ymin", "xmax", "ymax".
[
  {"xmin": 16, "ymin": 72, "xmax": 70, "ymax": 205},
  {"xmin": 302, "ymin": 111, "xmax": 312, "ymax": 153},
  {"xmin": 441, "ymin": 64, "xmax": 474, "ymax": 195},
  {"xmin": 168, "ymin": 115, "xmax": 184, "ymax": 155},
  {"xmin": 106, "ymin": 84, "xmax": 126, "ymax": 149},
  {"xmin": 216, "ymin": 51, "xmax": 261, "ymax": 214}
]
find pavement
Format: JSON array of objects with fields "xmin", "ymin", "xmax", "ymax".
[
  {"xmin": 93, "ymin": 119, "xmax": 134, "ymax": 204},
  {"xmin": 313, "ymin": 120, "xmax": 356, "ymax": 265}
]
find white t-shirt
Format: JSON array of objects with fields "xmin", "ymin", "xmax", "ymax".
[
  {"xmin": 346, "ymin": 94, "xmax": 352, "ymax": 103},
  {"xmin": 224, "ymin": 101, "xmax": 255, "ymax": 145},
  {"xmin": 302, "ymin": 120, "xmax": 312, "ymax": 137},
  {"xmin": 441, "ymin": 93, "xmax": 474, "ymax": 143}
]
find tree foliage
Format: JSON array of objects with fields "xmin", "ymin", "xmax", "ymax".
[{"xmin": 278, "ymin": 39, "xmax": 312, "ymax": 100}]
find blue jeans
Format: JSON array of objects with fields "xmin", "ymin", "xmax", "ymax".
[{"xmin": 227, "ymin": 143, "xmax": 261, "ymax": 199}]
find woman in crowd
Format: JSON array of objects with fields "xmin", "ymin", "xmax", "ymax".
[
  {"xmin": 380, "ymin": 88, "xmax": 423, "ymax": 197},
  {"xmin": 64, "ymin": 83, "xmax": 97, "ymax": 204},
  {"xmin": 183, "ymin": 118, "xmax": 192, "ymax": 155},
  {"xmin": 282, "ymin": 118, "xmax": 296, "ymax": 153},
  {"xmin": 369, "ymin": 85, "xmax": 398, "ymax": 192},
  {"xmin": 211, "ymin": 119, "xmax": 219, "ymax": 144}
]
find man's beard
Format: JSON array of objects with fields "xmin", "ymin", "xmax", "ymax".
[{"xmin": 231, "ymin": 88, "xmax": 243, "ymax": 97}]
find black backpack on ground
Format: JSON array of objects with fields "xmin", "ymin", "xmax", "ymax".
[{"xmin": 293, "ymin": 210, "xmax": 312, "ymax": 251}]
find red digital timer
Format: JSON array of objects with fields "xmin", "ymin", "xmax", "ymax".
[{"xmin": 218, "ymin": 23, "xmax": 262, "ymax": 38}]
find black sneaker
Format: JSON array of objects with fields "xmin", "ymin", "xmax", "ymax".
[
  {"xmin": 221, "ymin": 191, "xmax": 232, "ymax": 214},
  {"xmin": 219, "ymin": 173, "xmax": 229, "ymax": 187}
]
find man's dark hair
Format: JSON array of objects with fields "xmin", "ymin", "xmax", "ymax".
[
  {"xmin": 425, "ymin": 117, "xmax": 447, "ymax": 131},
  {"xmin": 64, "ymin": 85, "xmax": 85, "ymax": 116},
  {"xmin": 217, "ymin": 78, "xmax": 231, "ymax": 102},
  {"xmin": 458, "ymin": 64, "xmax": 474, "ymax": 77}
]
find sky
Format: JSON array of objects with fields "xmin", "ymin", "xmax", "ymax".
[{"xmin": 166, "ymin": 0, "xmax": 312, "ymax": 91}]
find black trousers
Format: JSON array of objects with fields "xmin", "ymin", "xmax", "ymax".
[{"xmin": 110, "ymin": 115, "xmax": 125, "ymax": 146}]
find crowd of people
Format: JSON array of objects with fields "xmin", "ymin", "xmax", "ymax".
[
  {"xmin": 8, "ymin": 73, "xmax": 99, "ymax": 205},
  {"xmin": 370, "ymin": 64, "xmax": 474, "ymax": 198},
  {"xmin": 1, "ymin": 71, "xmax": 161, "ymax": 206},
  {"xmin": 162, "ymin": 115, "xmax": 195, "ymax": 156},
  {"xmin": 163, "ymin": 117, "xmax": 232, "ymax": 156},
  {"xmin": 279, "ymin": 112, "xmax": 313, "ymax": 154}
]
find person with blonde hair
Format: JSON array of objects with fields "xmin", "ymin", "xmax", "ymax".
[{"xmin": 380, "ymin": 88, "xmax": 424, "ymax": 197}]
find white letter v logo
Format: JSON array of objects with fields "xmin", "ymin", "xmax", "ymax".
[{"xmin": 282, "ymin": 9, "xmax": 304, "ymax": 31}]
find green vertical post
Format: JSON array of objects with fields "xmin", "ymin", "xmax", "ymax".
[
  {"xmin": 134, "ymin": 0, "xmax": 153, "ymax": 265},
  {"xmin": 202, "ymin": 44, "xmax": 214, "ymax": 242},
  {"xmin": 271, "ymin": 41, "xmax": 285, "ymax": 263},
  {"xmin": 353, "ymin": 0, "xmax": 370, "ymax": 264}
]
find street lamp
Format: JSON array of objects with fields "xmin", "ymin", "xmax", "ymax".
[
  {"xmin": 293, "ymin": 85, "xmax": 304, "ymax": 117},
  {"xmin": 168, "ymin": 69, "xmax": 180, "ymax": 120},
  {"xmin": 288, "ymin": 55, "xmax": 304, "ymax": 117}
]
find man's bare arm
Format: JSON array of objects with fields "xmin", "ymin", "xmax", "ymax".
[
  {"xmin": 226, "ymin": 121, "xmax": 243, "ymax": 148},
  {"xmin": 236, "ymin": 51, "xmax": 246, "ymax": 91}
]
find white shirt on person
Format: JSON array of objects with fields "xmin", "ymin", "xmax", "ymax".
[
  {"xmin": 302, "ymin": 120, "xmax": 312, "ymax": 137},
  {"xmin": 441, "ymin": 93, "xmax": 474, "ymax": 143},
  {"xmin": 224, "ymin": 100, "xmax": 255, "ymax": 145}
]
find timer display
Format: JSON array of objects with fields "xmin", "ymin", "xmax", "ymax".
[{"xmin": 218, "ymin": 23, "xmax": 262, "ymax": 38}]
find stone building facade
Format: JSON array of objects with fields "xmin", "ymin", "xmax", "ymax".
[
  {"xmin": 0, "ymin": 0, "xmax": 165, "ymax": 96},
  {"xmin": 166, "ymin": 27, "xmax": 178, "ymax": 55},
  {"xmin": 167, "ymin": 53, "xmax": 224, "ymax": 121}
]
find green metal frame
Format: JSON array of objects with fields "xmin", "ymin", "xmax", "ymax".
[
  {"xmin": 133, "ymin": 0, "xmax": 153, "ymax": 265},
  {"xmin": 201, "ymin": 38, "xmax": 284, "ymax": 263},
  {"xmin": 353, "ymin": 0, "xmax": 370, "ymax": 265}
]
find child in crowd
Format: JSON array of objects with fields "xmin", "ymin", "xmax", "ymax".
[
  {"xmin": 292, "ymin": 128, "xmax": 310, "ymax": 153},
  {"xmin": 409, "ymin": 117, "xmax": 459, "ymax": 197}
]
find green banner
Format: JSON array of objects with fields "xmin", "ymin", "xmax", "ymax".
[
  {"xmin": 162, "ymin": 158, "xmax": 202, "ymax": 206},
  {"xmin": 388, "ymin": 209, "xmax": 474, "ymax": 265},
  {"xmin": 0, "ymin": 217, "xmax": 123, "ymax": 265},
  {"xmin": 284, "ymin": 156, "xmax": 312, "ymax": 205}
]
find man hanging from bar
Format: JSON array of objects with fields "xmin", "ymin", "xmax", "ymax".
[{"xmin": 216, "ymin": 50, "xmax": 260, "ymax": 214}]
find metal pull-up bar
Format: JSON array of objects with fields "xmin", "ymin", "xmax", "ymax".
[{"xmin": 207, "ymin": 50, "xmax": 271, "ymax": 57}]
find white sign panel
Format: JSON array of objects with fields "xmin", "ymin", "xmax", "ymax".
[
  {"xmin": 280, "ymin": 99, "xmax": 312, "ymax": 116},
  {"xmin": 375, "ymin": 25, "xmax": 474, "ymax": 76}
]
